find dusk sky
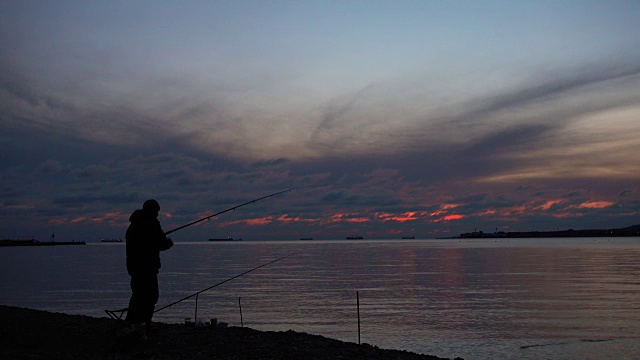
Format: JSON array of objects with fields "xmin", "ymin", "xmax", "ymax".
[{"xmin": 2, "ymin": 1, "xmax": 640, "ymax": 241}]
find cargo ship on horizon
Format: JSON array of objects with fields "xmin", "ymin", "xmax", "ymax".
[{"xmin": 209, "ymin": 237, "xmax": 242, "ymax": 242}]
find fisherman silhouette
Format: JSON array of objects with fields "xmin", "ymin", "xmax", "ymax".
[{"xmin": 122, "ymin": 199, "xmax": 173, "ymax": 340}]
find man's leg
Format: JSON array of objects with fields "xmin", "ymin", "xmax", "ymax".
[
  {"xmin": 123, "ymin": 274, "xmax": 157, "ymax": 340},
  {"xmin": 143, "ymin": 274, "xmax": 159, "ymax": 331},
  {"xmin": 125, "ymin": 275, "xmax": 147, "ymax": 324}
]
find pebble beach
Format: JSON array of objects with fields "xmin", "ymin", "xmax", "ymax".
[{"xmin": 0, "ymin": 305, "xmax": 460, "ymax": 360}]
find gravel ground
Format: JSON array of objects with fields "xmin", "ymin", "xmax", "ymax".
[{"xmin": 0, "ymin": 306, "xmax": 460, "ymax": 360}]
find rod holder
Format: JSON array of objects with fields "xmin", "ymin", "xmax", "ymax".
[
  {"xmin": 194, "ymin": 293, "xmax": 199, "ymax": 324},
  {"xmin": 239, "ymin": 297, "xmax": 244, "ymax": 327},
  {"xmin": 357, "ymin": 291, "xmax": 361, "ymax": 345}
]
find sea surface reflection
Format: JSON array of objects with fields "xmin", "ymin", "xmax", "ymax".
[{"xmin": 1, "ymin": 238, "xmax": 640, "ymax": 359}]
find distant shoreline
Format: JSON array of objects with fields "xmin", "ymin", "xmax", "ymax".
[
  {"xmin": 0, "ymin": 239, "xmax": 86, "ymax": 247},
  {"xmin": 440, "ymin": 224, "xmax": 640, "ymax": 239}
]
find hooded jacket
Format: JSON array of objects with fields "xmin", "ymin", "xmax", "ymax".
[{"xmin": 126, "ymin": 209, "xmax": 173, "ymax": 276}]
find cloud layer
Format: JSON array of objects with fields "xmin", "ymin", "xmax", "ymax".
[{"xmin": 2, "ymin": 1, "xmax": 640, "ymax": 241}]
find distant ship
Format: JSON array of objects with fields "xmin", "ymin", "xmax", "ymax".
[
  {"xmin": 401, "ymin": 236, "xmax": 415, "ymax": 239},
  {"xmin": 101, "ymin": 238, "xmax": 123, "ymax": 243},
  {"xmin": 300, "ymin": 237, "xmax": 313, "ymax": 240},
  {"xmin": 209, "ymin": 237, "xmax": 242, "ymax": 242},
  {"xmin": 346, "ymin": 235, "xmax": 363, "ymax": 240}
]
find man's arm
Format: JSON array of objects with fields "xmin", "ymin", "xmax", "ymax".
[{"xmin": 154, "ymin": 220, "xmax": 174, "ymax": 251}]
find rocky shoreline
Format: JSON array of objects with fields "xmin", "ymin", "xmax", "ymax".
[{"xmin": 0, "ymin": 305, "xmax": 461, "ymax": 359}]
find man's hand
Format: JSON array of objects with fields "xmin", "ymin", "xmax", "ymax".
[{"xmin": 159, "ymin": 237, "xmax": 174, "ymax": 251}]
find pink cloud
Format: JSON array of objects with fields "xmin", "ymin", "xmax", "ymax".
[
  {"xmin": 535, "ymin": 199, "xmax": 564, "ymax": 210},
  {"xmin": 376, "ymin": 211, "xmax": 421, "ymax": 222},
  {"xmin": 444, "ymin": 214, "xmax": 465, "ymax": 221},
  {"xmin": 326, "ymin": 213, "xmax": 371, "ymax": 223},
  {"xmin": 577, "ymin": 201, "xmax": 614, "ymax": 209},
  {"xmin": 552, "ymin": 212, "xmax": 584, "ymax": 218},
  {"xmin": 219, "ymin": 216, "xmax": 275, "ymax": 227}
]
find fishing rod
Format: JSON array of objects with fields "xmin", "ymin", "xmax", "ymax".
[
  {"xmin": 164, "ymin": 188, "xmax": 292, "ymax": 235},
  {"xmin": 154, "ymin": 252, "xmax": 299, "ymax": 314}
]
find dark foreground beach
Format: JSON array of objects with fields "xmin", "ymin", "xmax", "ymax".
[{"xmin": 0, "ymin": 306, "xmax": 460, "ymax": 360}]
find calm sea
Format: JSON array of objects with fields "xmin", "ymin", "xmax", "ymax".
[{"xmin": 1, "ymin": 238, "xmax": 640, "ymax": 360}]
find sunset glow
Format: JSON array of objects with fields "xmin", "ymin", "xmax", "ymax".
[{"xmin": 1, "ymin": 1, "xmax": 639, "ymax": 240}]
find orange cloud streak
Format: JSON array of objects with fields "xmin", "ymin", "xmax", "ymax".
[
  {"xmin": 443, "ymin": 214, "xmax": 465, "ymax": 221},
  {"xmin": 578, "ymin": 201, "xmax": 614, "ymax": 209},
  {"xmin": 536, "ymin": 199, "xmax": 564, "ymax": 210},
  {"xmin": 375, "ymin": 211, "xmax": 421, "ymax": 222},
  {"xmin": 327, "ymin": 213, "xmax": 370, "ymax": 223},
  {"xmin": 219, "ymin": 216, "xmax": 275, "ymax": 227}
]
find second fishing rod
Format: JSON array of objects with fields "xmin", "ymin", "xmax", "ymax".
[{"xmin": 154, "ymin": 251, "xmax": 298, "ymax": 314}]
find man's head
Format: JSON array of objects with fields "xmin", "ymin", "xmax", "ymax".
[{"xmin": 143, "ymin": 199, "xmax": 160, "ymax": 217}]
